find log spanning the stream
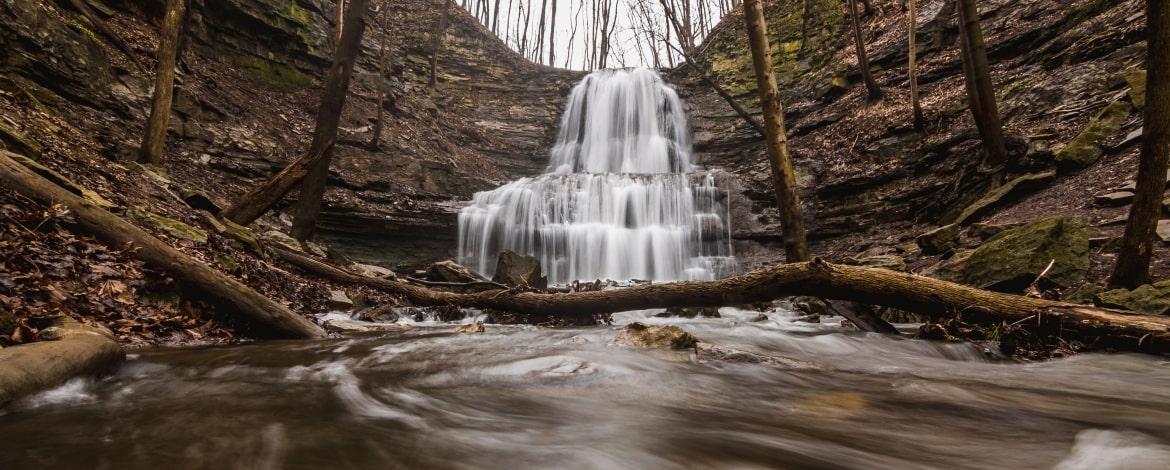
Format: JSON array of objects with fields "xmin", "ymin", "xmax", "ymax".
[
  {"xmin": 0, "ymin": 151, "xmax": 326, "ymax": 339},
  {"xmin": 273, "ymin": 248, "xmax": 1170, "ymax": 354},
  {"xmin": 0, "ymin": 319, "xmax": 124, "ymax": 407}
]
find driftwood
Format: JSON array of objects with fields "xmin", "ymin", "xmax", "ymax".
[
  {"xmin": 0, "ymin": 319, "xmax": 124, "ymax": 407},
  {"xmin": 273, "ymin": 247, "xmax": 1170, "ymax": 354},
  {"xmin": 0, "ymin": 150, "xmax": 325, "ymax": 339}
]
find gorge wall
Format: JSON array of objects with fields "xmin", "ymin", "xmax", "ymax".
[{"xmin": 0, "ymin": 0, "xmax": 1152, "ymax": 275}]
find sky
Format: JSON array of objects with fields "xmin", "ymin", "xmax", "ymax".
[{"xmin": 457, "ymin": 0, "xmax": 737, "ymax": 70}]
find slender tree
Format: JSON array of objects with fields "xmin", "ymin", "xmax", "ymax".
[
  {"xmin": 138, "ymin": 0, "xmax": 188, "ymax": 165},
  {"xmin": 547, "ymin": 0, "xmax": 557, "ymax": 66},
  {"xmin": 847, "ymin": 0, "xmax": 883, "ymax": 103},
  {"xmin": 956, "ymin": 0, "xmax": 1007, "ymax": 185},
  {"xmin": 290, "ymin": 0, "xmax": 371, "ymax": 239},
  {"xmin": 335, "ymin": 0, "xmax": 345, "ymax": 47},
  {"xmin": 223, "ymin": 0, "xmax": 371, "ymax": 227},
  {"xmin": 743, "ymin": 0, "xmax": 809, "ymax": 262},
  {"xmin": 908, "ymin": 0, "xmax": 925, "ymax": 130},
  {"xmin": 371, "ymin": 0, "xmax": 391, "ymax": 150},
  {"xmin": 492, "ymin": 0, "xmax": 501, "ymax": 33},
  {"xmin": 1110, "ymin": 0, "xmax": 1170, "ymax": 288},
  {"xmin": 429, "ymin": 0, "xmax": 453, "ymax": 89}
]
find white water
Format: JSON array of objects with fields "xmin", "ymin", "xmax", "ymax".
[{"xmin": 457, "ymin": 68, "xmax": 735, "ymax": 284}]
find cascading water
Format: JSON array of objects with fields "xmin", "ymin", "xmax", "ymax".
[{"xmin": 457, "ymin": 68, "xmax": 736, "ymax": 284}]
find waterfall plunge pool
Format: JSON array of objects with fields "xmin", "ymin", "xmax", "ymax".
[{"xmin": 4, "ymin": 308, "xmax": 1170, "ymax": 469}]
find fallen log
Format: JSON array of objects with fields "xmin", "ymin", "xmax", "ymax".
[
  {"xmin": 273, "ymin": 248, "xmax": 1170, "ymax": 354},
  {"xmin": 0, "ymin": 319, "xmax": 124, "ymax": 408},
  {"xmin": 0, "ymin": 150, "xmax": 325, "ymax": 339}
]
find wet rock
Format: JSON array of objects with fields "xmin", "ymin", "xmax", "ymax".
[
  {"xmin": 359, "ymin": 305, "xmax": 400, "ymax": 323},
  {"xmin": 491, "ymin": 250, "xmax": 547, "ymax": 290},
  {"xmin": 916, "ymin": 224, "xmax": 961, "ymax": 255},
  {"xmin": 926, "ymin": 217, "xmax": 1089, "ymax": 292},
  {"xmin": 1055, "ymin": 101, "xmax": 1132, "ymax": 172},
  {"xmin": 1094, "ymin": 281, "xmax": 1170, "ymax": 315},
  {"xmin": 322, "ymin": 318, "xmax": 408, "ymax": 334},
  {"xmin": 425, "ymin": 260, "xmax": 482, "ymax": 283},
  {"xmin": 328, "ymin": 291, "xmax": 354, "ymax": 311},
  {"xmin": 609, "ymin": 322, "xmax": 699, "ymax": 350},
  {"xmin": 654, "ymin": 307, "xmax": 721, "ymax": 318},
  {"xmin": 455, "ymin": 322, "xmax": 485, "ymax": 333}
]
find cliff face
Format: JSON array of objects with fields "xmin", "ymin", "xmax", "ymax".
[
  {"xmin": 0, "ymin": 0, "xmax": 1152, "ymax": 274},
  {"xmin": 677, "ymin": 0, "xmax": 1147, "ymax": 269},
  {"xmin": 1, "ymin": 0, "xmax": 578, "ymax": 268}
]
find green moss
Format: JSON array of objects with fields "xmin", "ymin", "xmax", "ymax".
[
  {"xmin": 237, "ymin": 56, "xmax": 315, "ymax": 90},
  {"xmin": 69, "ymin": 19, "xmax": 97, "ymax": 41},
  {"xmin": 289, "ymin": 1, "xmax": 311, "ymax": 24},
  {"xmin": 1055, "ymin": 100, "xmax": 1132, "ymax": 171},
  {"xmin": 129, "ymin": 207, "xmax": 208, "ymax": 245}
]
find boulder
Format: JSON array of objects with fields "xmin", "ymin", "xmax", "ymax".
[
  {"xmin": 1094, "ymin": 281, "xmax": 1170, "ymax": 315},
  {"xmin": 358, "ymin": 305, "xmax": 400, "ymax": 323},
  {"xmin": 609, "ymin": 322, "xmax": 699, "ymax": 350},
  {"xmin": 491, "ymin": 250, "xmax": 548, "ymax": 290},
  {"xmin": 1094, "ymin": 191, "xmax": 1135, "ymax": 206},
  {"xmin": 352, "ymin": 263, "xmax": 398, "ymax": 280},
  {"xmin": 952, "ymin": 171, "xmax": 1056, "ymax": 225},
  {"xmin": 424, "ymin": 260, "xmax": 482, "ymax": 283},
  {"xmin": 1157, "ymin": 220, "xmax": 1170, "ymax": 244},
  {"xmin": 916, "ymin": 223, "xmax": 961, "ymax": 255},
  {"xmin": 263, "ymin": 230, "xmax": 303, "ymax": 253},
  {"xmin": 328, "ymin": 290, "xmax": 354, "ymax": 310},
  {"xmin": 1055, "ymin": 101, "xmax": 1132, "ymax": 171},
  {"xmin": 926, "ymin": 217, "xmax": 1090, "ymax": 292},
  {"xmin": 1125, "ymin": 69, "xmax": 1146, "ymax": 109}
]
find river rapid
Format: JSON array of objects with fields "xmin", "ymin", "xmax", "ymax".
[{"xmin": 3, "ymin": 308, "xmax": 1170, "ymax": 469}]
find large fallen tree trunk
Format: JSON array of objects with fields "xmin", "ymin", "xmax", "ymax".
[
  {"xmin": 274, "ymin": 248, "xmax": 1170, "ymax": 354},
  {"xmin": 0, "ymin": 319, "xmax": 124, "ymax": 408},
  {"xmin": 0, "ymin": 151, "xmax": 325, "ymax": 339}
]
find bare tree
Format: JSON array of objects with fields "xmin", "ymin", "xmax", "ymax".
[
  {"xmin": 548, "ymin": 0, "xmax": 557, "ymax": 66},
  {"xmin": 222, "ymin": 1, "xmax": 371, "ymax": 228},
  {"xmin": 1110, "ymin": 0, "xmax": 1170, "ymax": 288},
  {"xmin": 743, "ymin": 0, "xmax": 809, "ymax": 262},
  {"xmin": 370, "ymin": 0, "xmax": 391, "ymax": 150},
  {"xmin": 847, "ymin": 0, "xmax": 883, "ymax": 103},
  {"xmin": 335, "ymin": 0, "xmax": 345, "ymax": 47},
  {"xmin": 138, "ymin": 0, "xmax": 188, "ymax": 165},
  {"xmin": 908, "ymin": 0, "xmax": 925, "ymax": 130},
  {"xmin": 429, "ymin": 0, "xmax": 453, "ymax": 89},
  {"xmin": 956, "ymin": 0, "xmax": 1007, "ymax": 185}
]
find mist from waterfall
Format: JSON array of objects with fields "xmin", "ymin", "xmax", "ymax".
[{"xmin": 457, "ymin": 68, "xmax": 736, "ymax": 284}]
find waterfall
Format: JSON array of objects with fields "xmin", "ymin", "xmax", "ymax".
[{"xmin": 457, "ymin": 68, "xmax": 736, "ymax": 284}]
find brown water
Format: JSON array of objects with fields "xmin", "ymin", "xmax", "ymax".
[{"xmin": 3, "ymin": 308, "xmax": 1170, "ymax": 469}]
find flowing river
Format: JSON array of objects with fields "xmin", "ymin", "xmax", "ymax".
[{"xmin": 4, "ymin": 308, "xmax": 1170, "ymax": 469}]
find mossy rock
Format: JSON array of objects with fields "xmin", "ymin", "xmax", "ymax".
[
  {"xmin": 129, "ymin": 207, "xmax": 207, "ymax": 244},
  {"xmin": 1055, "ymin": 101, "xmax": 1132, "ymax": 172},
  {"xmin": 916, "ymin": 223, "xmax": 961, "ymax": 255},
  {"xmin": 927, "ymin": 217, "xmax": 1089, "ymax": 292},
  {"xmin": 1125, "ymin": 70, "xmax": 1146, "ymax": 109},
  {"xmin": 1094, "ymin": 281, "xmax": 1170, "ymax": 315}
]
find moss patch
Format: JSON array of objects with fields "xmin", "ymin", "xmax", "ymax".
[{"xmin": 1055, "ymin": 100, "xmax": 1131, "ymax": 172}]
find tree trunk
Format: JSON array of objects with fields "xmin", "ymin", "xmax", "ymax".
[
  {"xmin": 219, "ymin": 143, "xmax": 334, "ymax": 226},
  {"xmin": 137, "ymin": 0, "xmax": 187, "ymax": 165},
  {"xmin": 956, "ymin": 0, "xmax": 1007, "ymax": 184},
  {"xmin": 909, "ymin": 0, "xmax": 925, "ymax": 131},
  {"xmin": 536, "ymin": 0, "xmax": 547, "ymax": 63},
  {"xmin": 290, "ymin": 0, "xmax": 371, "ymax": 241},
  {"xmin": 0, "ymin": 319, "xmax": 124, "ymax": 408},
  {"xmin": 370, "ymin": 0, "xmax": 390, "ymax": 150},
  {"xmin": 275, "ymin": 249, "xmax": 1170, "ymax": 354},
  {"xmin": 548, "ymin": 0, "xmax": 557, "ymax": 66},
  {"xmin": 429, "ymin": 0, "xmax": 453, "ymax": 89},
  {"xmin": 335, "ymin": 0, "xmax": 345, "ymax": 47},
  {"xmin": 743, "ymin": 0, "xmax": 809, "ymax": 262},
  {"xmin": 1110, "ymin": 0, "xmax": 1170, "ymax": 288},
  {"xmin": 848, "ymin": 0, "xmax": 883, "ymax": 103},
  {"xmin": 492, "ymin": 0, "xmax": 501, "ymax": 33},
  {"xmin": 0, "ymin": 151, "xmax": 326, "ymax": 339}
]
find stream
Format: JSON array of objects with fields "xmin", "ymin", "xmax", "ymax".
[{"xmin": 3, "ymin": 308, "xmax": 1170, "ymax": 469}]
